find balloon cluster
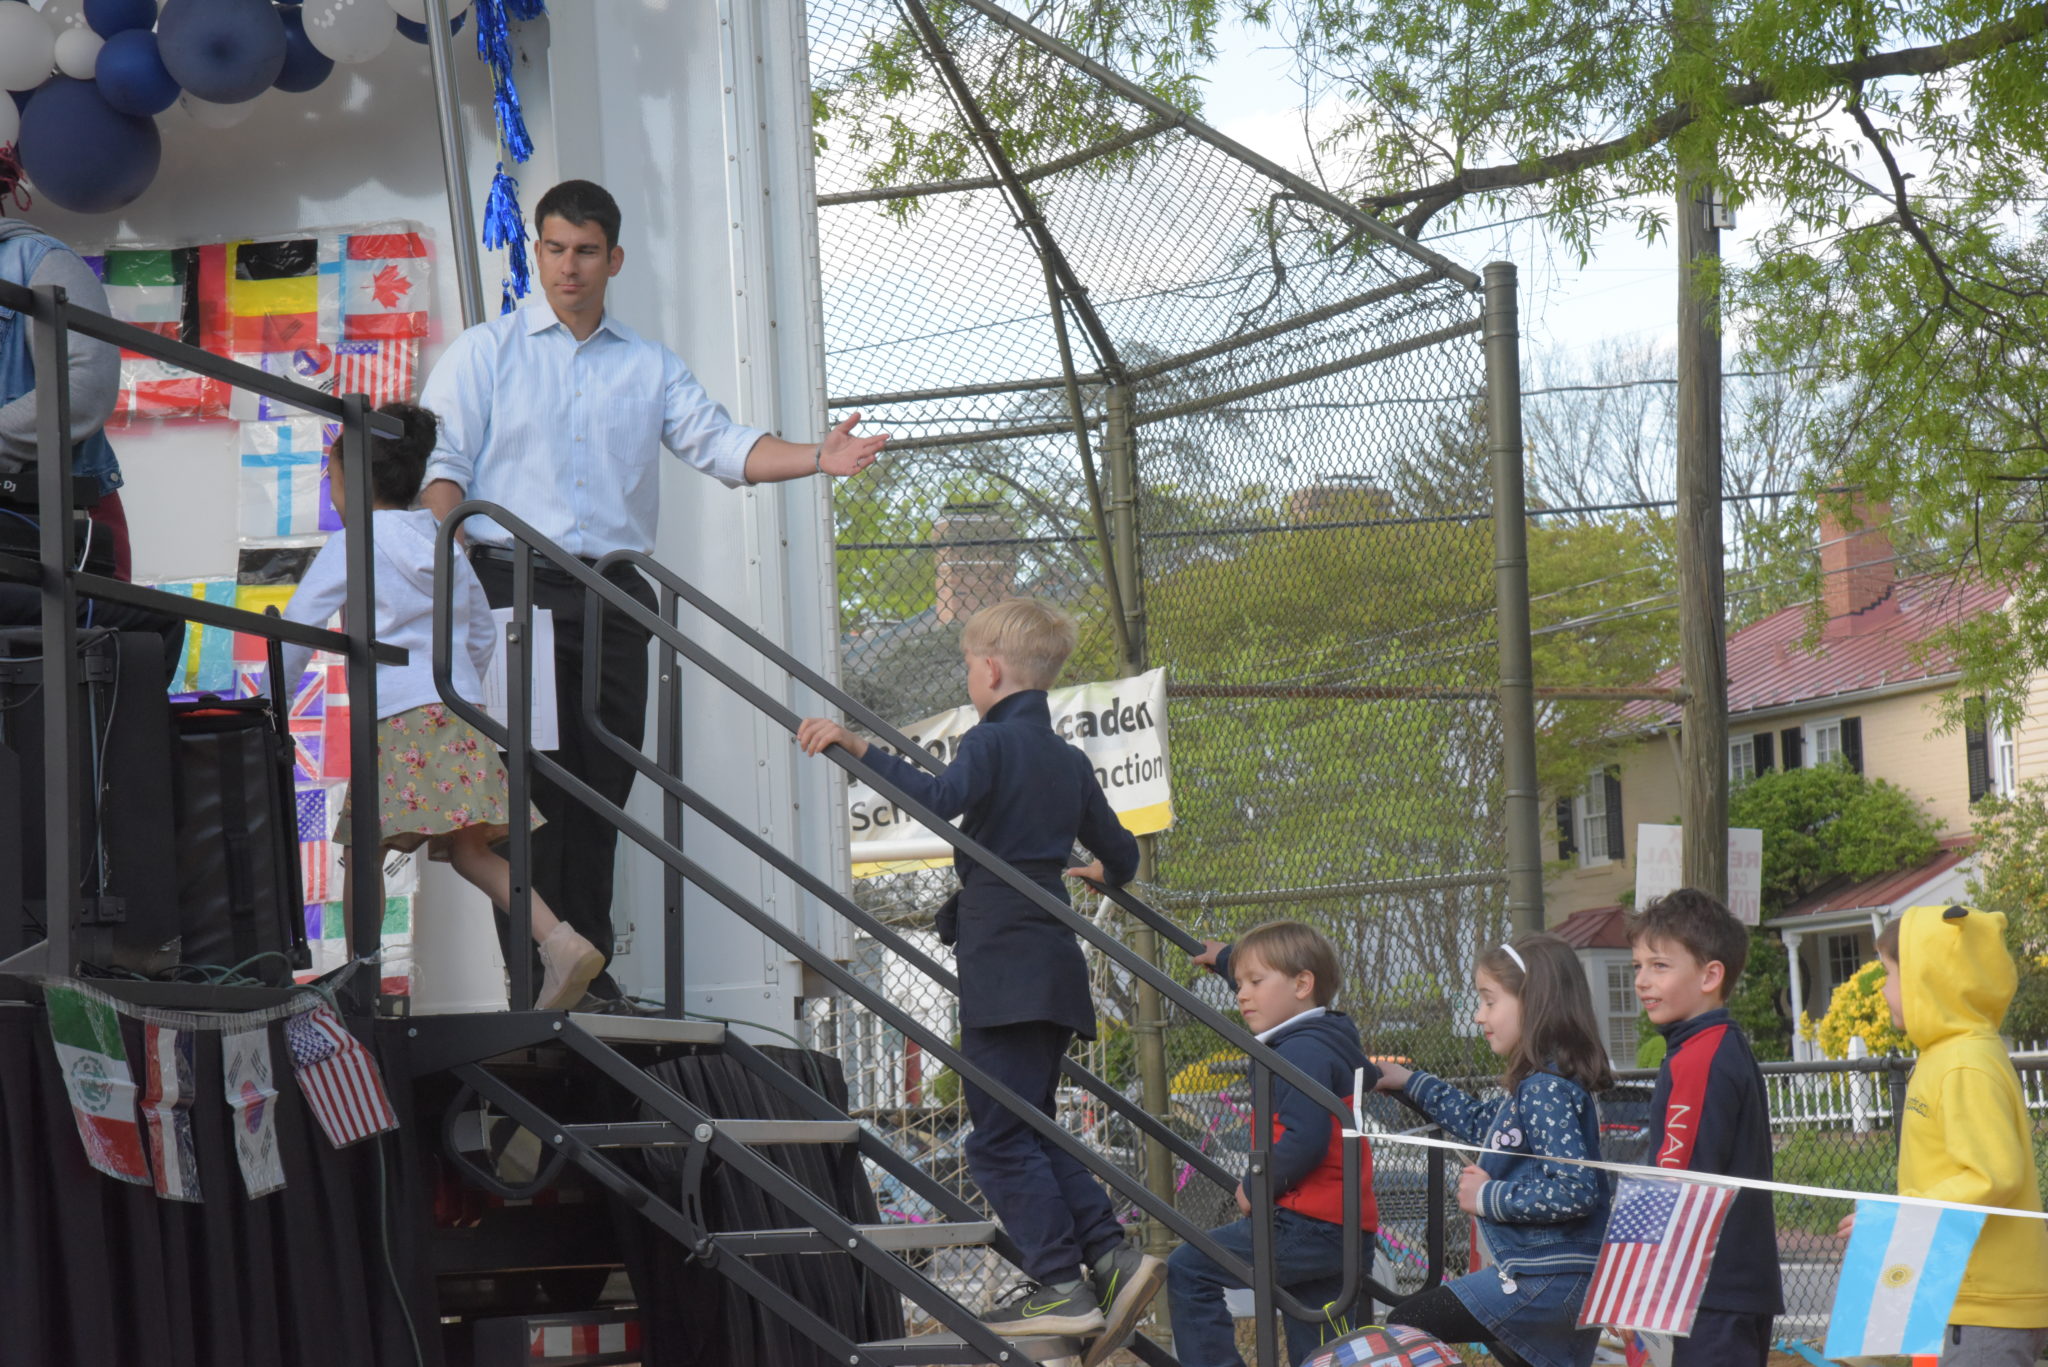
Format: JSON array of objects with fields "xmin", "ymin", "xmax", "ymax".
[{"xmin": 0, "ymin": 0, "xmax": 469, "ymax": 214}]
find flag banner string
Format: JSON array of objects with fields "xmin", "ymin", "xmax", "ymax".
[
  {"xmin": 1346, "ymin": 1072, "xmax": 2048, "ymax": 1224},
  {"xmin": 29, "ymin": 960, "xmax": 372, "ymax": 1032}
]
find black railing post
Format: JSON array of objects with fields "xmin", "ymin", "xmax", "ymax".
[
  {"xmin": 1886, "ymin": 1053, "xmax": 1910, "ymax": 1154},
  {"xmin": 505, "ymin": 543, "xmax": 535, "ymax": 1010},
  {"xmin": 657, "ymin": 583, "xmax": 683, "ymax": 1016},
  {"xmin": 31, "ymin": 285, "xmax": 80, "ymax": 976},
  {"xmin": 338, "ymin": 391, "xmax": 385, "ymax": 1012},
  {"xmin": 1249, "ymin": 1059, "xmax": 1281, "ymax": 1367}
]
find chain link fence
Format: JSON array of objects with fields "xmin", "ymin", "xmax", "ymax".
[{"xmin": 803, "ymin": 0, "xmax": 1516, "ymax": 1341}]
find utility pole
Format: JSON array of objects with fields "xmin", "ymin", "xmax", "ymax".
[{"xmin": 1675, "ymin": 0, "xmax": 1729, "ymax": 902}]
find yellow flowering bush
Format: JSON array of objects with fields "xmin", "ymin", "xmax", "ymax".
[{"xmin": 1804, "ymin": 959, "xmax": 1911, "ymax": 1059}]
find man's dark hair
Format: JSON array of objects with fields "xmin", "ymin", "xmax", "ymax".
[
  {"xmin": 534, "ymin": 179, "xmax": 622, "ymax": 250},
  {"xmin": 1628, "ymin": 887, "xmax": 1751, "ymax": 996}
]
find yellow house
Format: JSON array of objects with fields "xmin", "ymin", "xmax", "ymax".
[{"xmin": 1547, "ymin": 501, "xmax": 2014, "ymax": 1060}]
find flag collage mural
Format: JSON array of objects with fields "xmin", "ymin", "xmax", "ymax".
[
  {"xmin": 83, "ymin": 225, "xmax": 431, "ymax": 546},
  {"xmin": 94, "ymin": 224, "xmax": 435, "ymax": 997}
]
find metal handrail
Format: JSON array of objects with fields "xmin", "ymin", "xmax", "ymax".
[
  {"xmin": 427, "ymin": 504, "xmax": 1410, "ymax": 1349},
  {"xmin": 0, "ymin": 279, "xmax": 402, "ymax": 1002}
]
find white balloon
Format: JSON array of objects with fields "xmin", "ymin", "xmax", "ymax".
[
  {"xmin": 303, "ymin": 0, "xmax": 394, "ymax": 64},
  {"xmin": 180, "ymin": 89, "xmax": 254, "ymax": 128},
  {"xmin": 34, "ymin": 0, "xmax": 88, "ymax": 34},
  {"xmin": 52, "ymin": 26, "xmax": 100, "ymax": 80},
  {"xmin": 0, "ymin": 93, "xmax": 17, "ymax": 150},
  {"xmin": 0, "ymin": 5, "xmax": 55, "ymax": 91},
  {"xmin": 384, "ymin": 0, "xmax": 468, "ymax": 22}
]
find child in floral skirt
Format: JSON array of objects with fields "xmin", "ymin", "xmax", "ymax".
[{"xmin": 280, "ymin": 401, "xmax": 603, "ymax": 1010}]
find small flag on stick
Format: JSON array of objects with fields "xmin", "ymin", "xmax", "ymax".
[
  {"xmin": 1577, "ymin": 1175, "xmax": 1734, "ymax": 1336},
  {"xmin": 1823, "ymin": 1198, "xmax": 1986, "ymax": 1359}
]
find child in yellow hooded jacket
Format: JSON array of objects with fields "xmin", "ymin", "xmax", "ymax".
[{"xmin": 1872, "ymin": 905, "xmax": 2048, "ymax": 1366}]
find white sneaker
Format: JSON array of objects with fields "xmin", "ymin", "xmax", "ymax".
[{"xmin": 535, "ymin": 924, "xmax": 605, "ymax": 1010}]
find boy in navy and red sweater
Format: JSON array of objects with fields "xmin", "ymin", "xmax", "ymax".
[
  {"xmin": 1171, "ymin": 921, "xmax": 1379, "ymax": 1367},
  {"xmin": 1629, "ymin": 889, "xmax": 1782, "ymax": 1364}
]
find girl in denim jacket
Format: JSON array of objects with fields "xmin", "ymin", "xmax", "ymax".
[{"xmin": 1375, "ymin": 934, "xmax": 1615, "ymax": 1367}]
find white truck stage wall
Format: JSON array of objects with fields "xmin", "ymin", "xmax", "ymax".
[{"xmin": 22, "ymin": 0, "xmax": 849, "ymax": 1031}]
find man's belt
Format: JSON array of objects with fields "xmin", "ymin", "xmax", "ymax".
[{"xmin": 469, "ymin": 543, "xmax": 609, "ymax": 573}]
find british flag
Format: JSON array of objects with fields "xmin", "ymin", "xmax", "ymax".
[{"xmin": 288, "ymin": 663, "xmax": 326, "ymax": 782}]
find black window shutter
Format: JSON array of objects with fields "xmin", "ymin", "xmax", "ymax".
[
  {"xmin": 1604, "ymin": 770, "xmax": 1625, "ymax": 860},
  {"xmin": 1966, "ymin": 696, "xmax": 1991, "ymax": 802},
  {"xmin": 1841, "ymin": 716, "xmax": 1863, "ymax": 773},
  {"xmin": 1754, "ymin": 731, "xmax": 1774, "ymax": 773},
  {"xmin": 1781, "ymin": 726, "xmax": 1803, "ymax": 770},
  {"xmin": 1556, "ymin": 797, "xmax": 1577, "ymax": 859}
]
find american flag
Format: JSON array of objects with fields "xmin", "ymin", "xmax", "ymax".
[
  {"xmin": 284, "ymin": 1006, "xmax": 397, "ymax": 1148},
  {"xmin": 297, "ymin": 787, "xmax": 332, "ymax": 903},
  {"xmin": 332, "ymin": 338, "xmax": 417, "ymax": 406},
  {"xmin": 1577, "ymin": 1175, "xmax": 1734, "ymax": 1335}
]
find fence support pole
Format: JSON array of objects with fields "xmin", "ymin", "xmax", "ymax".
[{"xmin": 1483, "ymin": 264, "xmax": 1544, "ymax": 935}]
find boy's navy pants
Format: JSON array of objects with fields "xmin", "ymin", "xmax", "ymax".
[{"xmin": 961, "ymin": 1021, "xmax": 1126, "ymax": 1284}]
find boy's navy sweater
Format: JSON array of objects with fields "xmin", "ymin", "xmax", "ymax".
[
  {"xmin": 859, "ymin": 689, "xmax": 1138, "ymax": 1039},
  {"xmin": 1209, "ymin": 946, "xmax": 1381, "ymax": 1226},
  {"xmin": 1648, "ymin": 1007, "xmax": 1783, "ymax": 1314}
]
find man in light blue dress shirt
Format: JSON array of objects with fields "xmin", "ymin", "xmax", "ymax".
[{"xmin": 419, "ymin": 179, "xmax": 884, "ymax": 1005}]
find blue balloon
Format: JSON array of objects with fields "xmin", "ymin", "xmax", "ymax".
[
  {"xmin": 272, "ymin": 4, "xmax": 331, "ymax": 92},
  {"xmin": 85, "ymin": 0, "xmax": 157, "ymax": 37},
  {"xmin": 395, "ymin": 9, "xmax": 466, "ymax": 44},
  {"xmin": 96, "ymin": 30, "xmax": 180, "ymax": 116},
  {"xmin": 17, "ymin": 78, "xmax": 161, "ymax": 214},
  {"xmin": 156, "ymin": 0, "xmax": 285, "ymax": 104}
]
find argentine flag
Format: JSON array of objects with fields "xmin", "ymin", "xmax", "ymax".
[{"xmin": 1823, "ymin": 1199, "xmax": 1987, "ymax": 1358}]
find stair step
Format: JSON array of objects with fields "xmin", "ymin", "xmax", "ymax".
[
  {"xmin": 859, "ymin": 1332, "xmax": 1081, "ymax": 1364},
  {"xmin": 717, "ymin": 1118, "xmax": 861, "ymax": 1144},
  {"xmin": 718, "ymin": 1220, "xmax": 998, "ymax": 1255},
  {"xmin": 566, "ymin": 1012, "xmax": 726, "ymax": 1047}
]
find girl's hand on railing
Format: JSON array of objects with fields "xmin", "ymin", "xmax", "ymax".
[
  {"xmin": 796, "ymin": 717, "xmax": 867, "ymax": 760},
  {"xmin": 1064, "ymin": 859, "xmax": 1106, "ymax": 885},
  {"xmin": 1191, "ymin": 939, "xmax": 1225, "ymax": 968},
  {"xmin": 1374, "ymin": 1061, "xmax": 1412, "ymax": 1092},
  {"xmin": 1235, "ymin": 1181, "xmax": 1251, "ymax": 1216},
  {"xmin": 1456, "ymin": 1164, "xmax": 1488, "ymax": 1216}
]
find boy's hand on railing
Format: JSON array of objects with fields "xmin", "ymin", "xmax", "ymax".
[
  {"xmin": 1063, "ymin": 859, "xmax": 1106, "ymax": 886},
  {"xmin": 1235, "ymin": 1181, "xmax": 1251, "ymax": 1216},
  {"xmin": 1456, "ymin": 1164, "xmax": 1488, "ymax": 1216},
  {"xmin": 1191, "ymin": 939, "xmax": 1225, "ymax": 968},
  {"xmin": 796, "ymin": 717, "xmax": 867, "ymax": 760},
  {"xmin": 1374, "ymin": 1061, "xmax": 1412, "ymax": 1092}
]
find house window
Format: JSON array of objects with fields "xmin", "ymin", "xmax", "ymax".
[
  {"xmin": 1730, "ymin": 735, "xmax": 1756, "ymax": 783},
  {"xmin": 1605, "ymin": 960, "xmax": 1639, "ymax": 1062},
  {"xmin": 1808, "ymin": 718, "xmax": 1844, "ymax": 768},
  {"xmin": 1995, "ymin": 721, "xmax": 2018, "ymax": 796},
  {"xmin": 1580, "ymin": 774, "xmax": 1610, "ymax": 865},
  {"xmin": 1824, "ymin": 932, "xmax": 1864, "ymax": 998},
  {"xmin": 1968, "ymin": 696, "xmax": 2012, "ymax": 802}
]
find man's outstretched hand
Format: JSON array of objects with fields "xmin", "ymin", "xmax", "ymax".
[{"xmin": 818, "ymin": 411, "xmax": 888, "ymax": 477}]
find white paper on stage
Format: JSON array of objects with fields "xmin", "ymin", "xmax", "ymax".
[{"xmin": 481, "ymin": 607, "xmax": 560, "ymax": 752}]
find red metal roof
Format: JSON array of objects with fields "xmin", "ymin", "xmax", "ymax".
[
  {"xmin": 1622, "ymin": 574, "xmax": 2008, "ymax": 725},
  {"xmin": 1553, "ymin": 904, "xmax": 1632, "ymax": 949},
  {"xmin": 1773, "ymin": 835, "xmax": 1977, "ymax": 921}
]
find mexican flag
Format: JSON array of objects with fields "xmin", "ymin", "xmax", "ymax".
[{"xmin": 45, "ymin": 984, "xmax": 150, "ymax": 1186}]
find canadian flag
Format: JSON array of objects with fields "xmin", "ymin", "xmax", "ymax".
[{"xmin": 341, "ymin": 233, "xmax": 429, "ymax": 341}]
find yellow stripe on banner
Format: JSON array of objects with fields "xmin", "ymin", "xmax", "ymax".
[
  {"xmin": 1117, "ymin": 800, "xmax": 1173, "ymax": 836},
  {"xmin": 227, "ymin": 273, "xmax": 317, "ymax": 317},
  {"xmin": 851, "ymin": 855, "xmax": 955, "ymax": 879}
]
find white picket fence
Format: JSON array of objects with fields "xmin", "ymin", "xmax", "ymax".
[{"xmin": 1765, "ymin": 1044, "xmax": 2048, "ymax": 1132}]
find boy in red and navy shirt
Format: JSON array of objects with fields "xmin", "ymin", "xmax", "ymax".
[
  {"xmin": 1629, "ymin": 889, "xmax": 1783, "ymax": 1364},
  {"xmin": 1172, "ymin": 921, "xmax": 1380, "ymax": 1367}
]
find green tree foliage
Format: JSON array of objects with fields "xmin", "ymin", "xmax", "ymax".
[
  {"xmin": 1728, "ymin": 763, "xmax": 1945, "ymax": 913},
  {"xmin": 1966, "ymin": 780, "xmax": 2048, "ymax": 1042}
]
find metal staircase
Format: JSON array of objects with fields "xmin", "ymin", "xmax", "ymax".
[{"xmin": 400, "ymin": 503, "xmax": 1442, "ymax": 1366}]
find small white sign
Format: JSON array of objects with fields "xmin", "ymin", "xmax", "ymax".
[
  {"xmin": 1728, "ymin": 826, "xmax": 1764, "ymax": 925},
  {"xmin": 481, "ymin": 606, "xmax": 559, "ymax": 752},
  {"xmin": 1634, "ymin": 822, "xmax": 1765, "ymax": 924}
]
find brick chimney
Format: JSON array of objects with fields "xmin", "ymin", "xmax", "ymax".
[
  {"xmin": 1820, "ymin": 493, "xmax": 1896, "ymax": 633},
  {"xmin": 932, "ymin": 502, "xmax": 1017, "ymax": 624}
]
